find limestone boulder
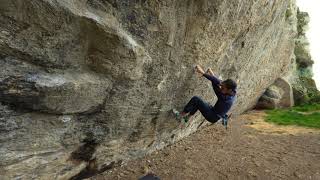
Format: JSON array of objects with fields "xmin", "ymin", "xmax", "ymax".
[
  {"xmin": 0, "ymin": 0, "xmax": 297, "ymax": 179},
  {"xmin": 0, "ymin": 59, "xmax": 111, "ymax": 114},
  {"xmin": 256, "ymin": 78, "xmax": 294, "ymax": 109}
]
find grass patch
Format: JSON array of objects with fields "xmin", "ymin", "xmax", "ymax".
[
  {"xmin": 265, "ymin": 104, "xmax": 320, "ymax": 129},
  {"xmin": 291, "ymin": 103, "xmax": 320, "ymax": 112}
]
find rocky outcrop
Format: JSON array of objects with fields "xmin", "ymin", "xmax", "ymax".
[
  {"xmin": 256, "ymin": 78, "xmax": 294, "ymax": 109},
  {"xmin": 257, "ymin": 6, "xmax": 320, "ymax": 108},
  {"xmin": 0, "ymin": 0, "xmax": 296, "ymax": 179},
  {"xmin": 290, "ymin": 9, "xmax": 319, "ymax": 105}
]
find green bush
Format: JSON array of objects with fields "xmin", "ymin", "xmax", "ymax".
[
  {"xmin": 310, "ymin": 93, "xmax": 320, "ymax": 104},
  {"xmin": 298, "ymin": 67, "xmax": 313, "ymax": 77}
]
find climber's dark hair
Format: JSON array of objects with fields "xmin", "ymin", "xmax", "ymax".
[{"xmin": 222, "ymin": 79, "xmax": 237, "ymax": 92}]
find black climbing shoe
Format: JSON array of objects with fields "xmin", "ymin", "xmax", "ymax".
[{"xmin": 182, "ymin": 115, "xmax": 192, "ymax": 123}]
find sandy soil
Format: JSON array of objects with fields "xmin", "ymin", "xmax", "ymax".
[{"xmin": 90, "ymin": 111, "xmax": 320, "ymax": 180}]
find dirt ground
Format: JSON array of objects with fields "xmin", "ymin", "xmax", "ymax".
[{"xmin": 90, "ymin": 111, "xmax": 320, "ymax": 180}]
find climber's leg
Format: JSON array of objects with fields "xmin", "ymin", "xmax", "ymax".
[{"xmin": 183, "ymin": 96, "xmax": 220, "ymax": 123}]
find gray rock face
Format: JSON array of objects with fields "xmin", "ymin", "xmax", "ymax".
[
  {"xmin": 256, "ymin": 78, "xmax": 294, "ymax": 109},
  {"xmin": 0, "ymin": 0, "xmax": 296, "ymax": 179},
  {"xmin": 0, "ymin": 68, "xmax": 111, "ymax": 114}
]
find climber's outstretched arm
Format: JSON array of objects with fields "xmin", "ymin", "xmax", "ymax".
[
  {"xmin": 195, "ymin": 65, "xmax": 221, "ymax": 85},
  {"xmin": 195, "ymin": 65, "xmax": 223, "ymax": 97}
]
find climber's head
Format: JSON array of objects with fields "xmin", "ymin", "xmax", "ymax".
[{"xmin": 220, "ymin": 79, "xmax": 237, "ymax": 95}]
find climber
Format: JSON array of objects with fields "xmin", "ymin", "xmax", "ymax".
[{"xmin": 173, "ymin": 65, "xmax": 237, "ymax": 128}]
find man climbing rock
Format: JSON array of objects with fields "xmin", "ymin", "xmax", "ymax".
[{"xmin": 174, "ymin": 65, "xmax": 237, "ymax": 127}]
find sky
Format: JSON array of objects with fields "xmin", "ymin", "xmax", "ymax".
[{"xmin": 296, "ymin": 0, "xmax": 320, "ymax": 89}]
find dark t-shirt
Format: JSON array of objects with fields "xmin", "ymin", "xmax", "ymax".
[{"xmin": 203, "ymin": 74, "xmax": 236, "ymax": 116}]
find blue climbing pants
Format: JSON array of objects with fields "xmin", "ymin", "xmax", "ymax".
[{"xmin": 183, "ymin": 96, "xmax": 220, "ymax": 123}]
